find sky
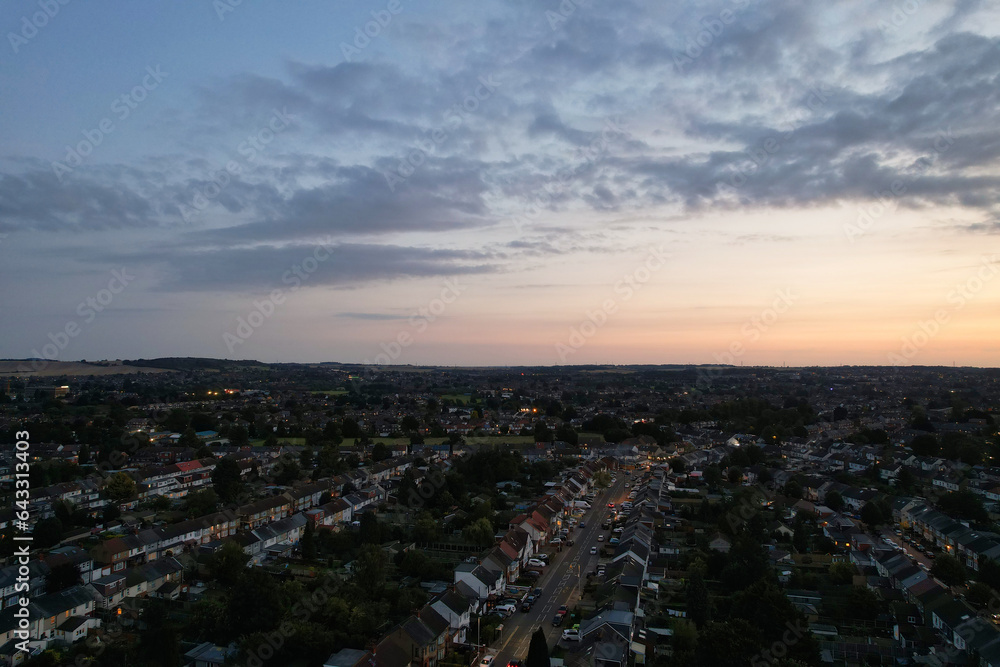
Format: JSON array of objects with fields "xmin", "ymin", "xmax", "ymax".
[{"xmin": 1, "ymin": 0, "xmax": 999, "ymax": 368}]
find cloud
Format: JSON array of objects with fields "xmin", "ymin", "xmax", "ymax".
[
  {"xmin": 132, "ymin": 242, "xmax": 500, "ymax": 293},
  {"xmin": 2, "ymin": 1, "xmax": 1000, "ymax": 283}
]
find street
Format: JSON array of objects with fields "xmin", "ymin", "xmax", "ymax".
[
  {"xmin": 880, "ymin": 529, "xmax": 934, "ymax": 570},
  {"xmin": 490, "ymin": 472, "xmax": 631, "ymax": 665}
]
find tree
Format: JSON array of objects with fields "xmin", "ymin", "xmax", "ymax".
[
  {"xmin": 178, "ymin": 427, "xmax": 201, "ymax": 449},
  {"xmin": 413, "ymin": 512, "xmax": 442, "ymax": 543},
  {"xmin": 353, "ymin": 544, "xmax": 387, "ymax": 594},
  {"xmin": 300, "ymin": 446, "xmax": 314, "ymax": 469},
  {"xmin": 825, "ymin": 491, "xmax": 844, "ymax": 511},
  {"xmin": 301, "ymin": 521, "xmax": 317, "ymax": 560},
  {"xmin": 696, "ymin": 619, "xmax": 761, "ymax": 667},
  {"xmin": 209, "ymin": 541, "xmax": 250, "ymax": 588},
  {"xmin": 183, "ymin": 489, "xmax": 218, "ymax": 517},
  {"xmin": 686, "ymin": 560, "xmax": 711, "ymax": 627},
  {"xmin": 967, "ymin": 582, "xmax": 995, "ymax": 606},
  {"xmin": 670, "ymin": 618, "xmax": 698, "ymax": 664},
  {"xmin": 103, "ymin": 503, "xmax": 121, "ymax": 523},
  {"xmin": 829, "ymin": 562, "xmax": 856, "ymax": 585},
  {"xmin": 860, "ymin": 500, "xmax": 887, "ymax": 527},
  {"xmin": 846, "ymin": 586, "xmax": 881, "ymax": 620},
  {"xmin": 212, "ymin": 457, "xmax": 244, "ymax": 503},
  {"xmin": 359, "ymin": 512, "xmax": 382, "ymax": 544},
  {"xmin": 32, "ymin": 518, "xmax": 63, "ymax": 549},
  {"xmin": 931, "ymin": 554, "xmax": 966, "ymax": 586},
  {"xmin": 911, "ymin": 433, "xmax": 939, "ymax": 456},
  {"xmin": 939, "ymin": 490, "xmax": 988, "ymax": 523},
  {"xmin": 46, "ymin": 562, "xmax": 80, "ymax": 593},
  {"xmin": 316, "ymin": 445, "xmax": 344, "ymax": 475},
  {"xmin": 525, "ymin": 627, "xmax": 550, "ymax": 667},
  {"xmin": 150, "ymin": 495, "xmax": 172, "ymax": 511},
  {"xmin": 783, "ymin": 480, "xmax": 802, "ymax": 499},
  {"xmin": 104, "ymin": 471, "xmax": 137, "ymax": 502},
  {"xmin": 371, "ymin": 442, "xmax": 391, "ymax": 462},
  {"xmin": 730, "ymin": 579, "xmax": 819, "ymax": 664},
  {"xmin": 275, "ymin": 456, "xmax": 302, "ymax": 484},
  {"xmin": 533, "ymin": 420, "xmax": 553, "ymax": 443},
  {"xmin": 463, "ymin": 517, "xmax": 495, "ymax": 547},
  {"xmin": 897, "ymin": 466, "xmax": 915, "ymax": 490},
  {"xmin": 342, "ymin": 418, "xmax": 362, "ymax": 439},
  {"xmin": 555, "ymin": 423, "xmax": 578, "ymax": 445},
  {"xmin": 397, "ymin": 549, "xmax": 431, "ymax": 578},
  {"xmin": 163, "ymin": 408, "xmax": 191, "ymax": 433},
  {"xmin": 228, "ymin": 424, "xmax": 249, "ymax": 446}
]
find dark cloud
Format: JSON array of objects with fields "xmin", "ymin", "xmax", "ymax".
[{"xmin": 132, "ymin": 242, "xmax": 499, "ymax": 293}]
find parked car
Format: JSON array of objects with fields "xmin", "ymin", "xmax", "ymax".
[
  {"xmin": 527, "ymin": 559, "xmax": 546, "ymax": 568},
  {"xmin": 590, "ymin": 546, "xmax": 598, "ymax": 555},
  {"xmin": 562, "ymin": 628, "xmax": 580, "ymax": 641},
  {"xmin": 496, "ymin": 603, "xmax": 516, "ymax": 617},
  {"xmin": 551, "ymin": 538, "xmax": 563, "ymax": 545},
  {"xmin": 480, "ymin": 653, "xmax": 497, "ymax": 667},
  {"xmin": 579, "ymin": 522, "xmax": 586, "ymax": 528},
  {"xmin": 533, "ymin": 587, "xmax": 543, "ymax": 597},
  {"xmin": 552, "ymin": 613, "xmax": 564, "ymax": 627},
  {"xmin": 597, "ymin": 534, "xmax": 604, "ymax": 542}
]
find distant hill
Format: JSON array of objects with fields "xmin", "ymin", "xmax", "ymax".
[
  {"xmin": 125, "ymin": 357, "xmax": 266, "ymax": 372},
  {"xmin": 0, "ymin": 360, "xmax": 175, "ymax": 377}
]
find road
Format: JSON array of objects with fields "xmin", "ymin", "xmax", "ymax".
[
  {"xmin": 880, "ymin": 529, "xmax": 934, "ymax": 570},
  {"xmin": 490, "ymin": 472, "xmax": 632, "ymax": 665}
]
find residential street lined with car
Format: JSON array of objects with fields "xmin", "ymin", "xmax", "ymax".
[{"xmin": 491, "ymin": 473, "xmax": 631, "ymax": 665}]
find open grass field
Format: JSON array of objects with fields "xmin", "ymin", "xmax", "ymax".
[{"xmin": 438, "ymin": 393, "xmax": 475, "ymax": 404}]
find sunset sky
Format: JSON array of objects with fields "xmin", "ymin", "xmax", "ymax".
[{"xmin": 1, "ymin": 0, "xmax": 998, "ymax": 367}]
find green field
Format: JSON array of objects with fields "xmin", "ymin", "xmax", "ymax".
[
  {"xmin": 439, "ymin": 393, "xmax": 475, "ymax": 404},
  {"xmin": 309, "ymin": 389, "xmax": 348, "ymax": 395}
]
